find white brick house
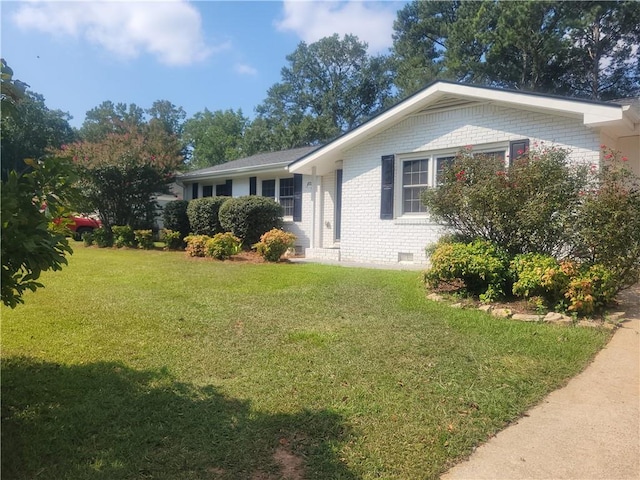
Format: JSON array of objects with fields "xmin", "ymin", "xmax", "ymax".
[{"xmin": 178, "ymin": 81, "xmax": 640, "ymax": 265}]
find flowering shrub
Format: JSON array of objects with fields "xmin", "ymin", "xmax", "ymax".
[
  {"xmin": 184, "ymin": 235, "xmax": 211, "ymax": 257},
  {"xmin": 254, "ymin": 229, "xmax": 296, "ymax": 262},
  {"xmin": 205, "ymin": 232, "xmax": 241, "ymax": 260},
  {"xmin": 161, "ymin": 229, "xmax": 183, "ymax": 250},
  {"xmin": 570, "ymin": 146, "xmax": 640, "ymax": 288},
  {"xmin": 422, "ymin": 146, "xmax": 589, "ymax": 257},
  {"xmin": 134, "ymin": 230, "xmax": 154, "ymax": 250},
  {"xmin": 424, "ymin": 240, "xmax": 511, "ymax": 302}
]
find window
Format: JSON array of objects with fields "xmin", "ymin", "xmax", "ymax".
[
  {"xmin": 262, "ymin": 179, "xmax": 275, "ymax": 198},
  {"xmin": 402, "ymin": 159, "xmax": 428, "ymax": 214},
  {"xmin": 202, "ymin": 185, "xmax": 213, "ymax": 197},
  {"xmin": 279, "ymin": 178, "xmax": 295, "ymax": 217},
  {"xmin": 436, "ymin": 156, "xmax": 455, "ymax": 185}
]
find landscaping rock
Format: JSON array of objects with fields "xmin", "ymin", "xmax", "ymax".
[
  {"xmin": 478, "ymin": 305, "xmax": 493, "ymax": 313},
  {"xmin": 544, "ymin": 312, "xmax": 574, "ymax": 325},
  {"xmin": 450, "ymin": 303, "xmax": 464, "ymax": 308},
  {"xmin": 512, "ymin": 313, "xmax": 541, "ymax": 322},
  {"xmin": 607, "ymin": 311, "xmax": 626, "ymax": 323},
  {"xmin": 427, "ymin": 293, "xmax": 444, "ymax": 302},
  {"xmin": 492, "ymin": 308, "xmax": 513, "ymax": 318}
]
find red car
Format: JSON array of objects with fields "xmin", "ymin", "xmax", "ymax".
[{"xmin": 55, "ymin": 215, "xmax": 102, "ymax": 240}]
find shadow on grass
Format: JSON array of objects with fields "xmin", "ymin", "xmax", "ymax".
[{"xmin": 2, "ymin": 356, "xmax": 358, "ymax": 480}]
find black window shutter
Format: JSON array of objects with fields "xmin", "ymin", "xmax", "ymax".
[
  {"xmin": 249, "ymin": 177, "xmax": 257, "ymax": 195},
  {"xmin": 380, "ymin": 155, "xmax": 395, "ymax": 219},
  {"xmin": 192, "ymin": 182, "xmax": 199, "ymax": 199},
  {"xmin": 225, "ymin": 179, "xmax": 233, "ymax": 196},
  {"xmin": 293, "ymin": 174, "xmax": 302, "ymax": 222},
  {"xmin": 509, "ymin": 139, "xmax": 530, "ymax": 165}
]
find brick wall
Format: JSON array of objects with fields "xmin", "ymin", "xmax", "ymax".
[{"xmin": 337, "ymin": 103, "xmax": 601, "ymax": 265}]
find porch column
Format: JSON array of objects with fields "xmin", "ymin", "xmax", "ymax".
[{"xmin": 310, "ymin": 166, "xmax": 317, "ymax": 249}]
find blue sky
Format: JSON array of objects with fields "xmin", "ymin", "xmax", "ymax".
[{"xmin": 1, "ymin": 0, "xmax": 408, "ymax": 129}]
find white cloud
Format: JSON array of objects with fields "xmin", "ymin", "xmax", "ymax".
[
  {"xmin": 234, "ymin": 63, "xmax": 258, "ymax": 76},
  {"xmin": 275, "ymin": 0, "xmax": 399, "ymax": 53},
  {"xmin": 12, "ymin": 0, "xmax": 219, "ymax": 66}
]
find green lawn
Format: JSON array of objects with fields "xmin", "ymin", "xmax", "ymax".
[{"xmin": 1, "ymin": 246, "xmax": 610, "ymax": 479}]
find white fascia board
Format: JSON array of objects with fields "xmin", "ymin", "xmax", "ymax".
[
  {"xmin": 179, "ymin": 163, "xmax": 289, "ymax": 182},
  {"xmin": 288, "ymin": 82, "xmax": 628, "ymax": 175}
]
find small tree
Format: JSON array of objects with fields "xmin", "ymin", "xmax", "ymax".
[{"xmin": 218, "ymin": 196, "xmax": 283, "ymax": 248}]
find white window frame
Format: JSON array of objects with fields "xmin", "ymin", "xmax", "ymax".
[
  {"xmin": 395, "ymin": 143, "xmax": 509, "ymax": 219},
  {"xmin": 258, "ymin": 177, "xmax": 295, "ymax": 221}
]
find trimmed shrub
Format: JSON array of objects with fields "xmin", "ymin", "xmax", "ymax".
[
  {"xmin": 112, "ymin": 225, "xmax": 136, "ymax": 248},
  {"xmin": 510, "ymin": 253, "xmax": 574, "ymax": 306},
  {"xmin": 92, "ymin": 228, "xmax": 112, "ymax": 248},
  {"xmin": 205, "ymin": 232, "xmax": 241, "ymax": 260},
  {"xmin": 162, "ymin": 229, "xmax": 183, "ymax": 250},
  {"xmin": 565, "ymin": 264, "xmax": 618, "ymax": 316},
  {"xmin": 424, "ymin": 240, "xmax": 511, "ymax": 302},
  {"xmin": 82, "ymin": 231, "xmax": 94, "ymax": 247},
  {"xmin": 187, "ymin": 197, "xmax": 229, "ymax": 236},
  {"xmin": 134, "ymin": 230, "xmax": 154, "ymax": 250},
  {"xmin": 162, "ymin": 200, "xmax": 190, "ymax": 239},
  {"xmin": 184, "ymin": 234, "xmax": 211, "ymax": 257},
  {"xmin": 254, "ymin": 229, "xmax": 296, "ymax": 262},
  {"xmin": 219, "ymin": 196, "xmax": 283, "ymax": 248}
]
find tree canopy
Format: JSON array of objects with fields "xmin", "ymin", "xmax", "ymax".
[
  {"xmin": 391, "ymin": 0, "xmax": 640, "ymax": 99},
  {"xmin": 245, "ymin": 34, "xmax": 394, "ymax": 152},
  {"xmin": 183, "ymin": 108, "xmax": 248, "ymax": 169}
]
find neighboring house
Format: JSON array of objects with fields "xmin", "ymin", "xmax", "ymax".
[{"xmin": 178, "ymin": 81, "xmax": 640, "ymax": 265}]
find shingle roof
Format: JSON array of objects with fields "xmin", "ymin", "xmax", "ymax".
[{"xmin": 179, "ymin": 145, "xmax": 319, "ymax": 179}]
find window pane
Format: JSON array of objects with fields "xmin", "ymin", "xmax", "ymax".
[
  {"xmin": 280, "ymin": 198, "xmax": 294, "ymax": 217},
  {"xmin": 202, "ymin": 185, "xmax": 213, "ymax": 197},
  {"xmin": 436, "ymin": 156, "xmax": 455, "ymax": 184},
  {"xmin": 403, "ymin": 186, "xmax": 426, "ymax": 213},
  {"xmin": 402, "ymin": 159, "xmax": 428, "ymax": 186},
  {"xmin": 262, "ymin": 180, "xmax": 275, "ymax": 198},
  {"xmin": 279, "ymin": 178, "xmax": 294, "ymax": 197}
]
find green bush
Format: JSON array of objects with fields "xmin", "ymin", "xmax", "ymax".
[
  {"xmin": 161, "ymin": 229, "xmax": 183, "ymax": 250},
  {"xmin": 162, "ymin": 200, "xmax": 190, "ymax": 239},
  {"xmin": 424, "ymin": 240, "xmax": 511, "ymax": 302},
  {"xmin": 184, "ymin": 235, "xmax": 211, "ymax": 257},
  {"xmin": 565, "ymin": 264, "xmax": 618, "ymax": 316},
  {"xmin": 510, "ymin": 253, "xmax": 574, "ymax": 306},
  {"xmin": 92, "ymin": 228, "xmax": 112, "ymax": 248},
  {"xmin": 254, "ymin": 229, "xmax": 296, "ymax": 262},
  {"xmin": 134, "ymin": 230, "xmax": 154, "ymax": 250},
  {"xmin": 422, "ymin": 146, "xmax": 588, "ymax": 257},
  {"xmin": 186, "ymin": 197, "xmax": 229, "ymax": 236},
  {"xmin": 219, "ymin": 196, "xmax": 283, "ymax": 248},
  {"xmin": 82, "ymin": 232, "xmax": 94, "ymax": 247},
  {"xmin": 112, "ymin": 225, "xmax": 136, "ymax": 248},
  {"xmin": 205, "ymin": 232, "xmax": 241, "ymax": 260}
]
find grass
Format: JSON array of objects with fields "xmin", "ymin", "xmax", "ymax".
[{"xmin": 1, "ymin": 246, "xmax": 611, "ymax": 479}]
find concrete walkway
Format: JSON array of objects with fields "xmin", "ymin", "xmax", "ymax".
[{"xmin": 442, "ymin": 284, "xmax": 640, "ymax": 480}]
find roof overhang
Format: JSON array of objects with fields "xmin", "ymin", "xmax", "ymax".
[
  {"xmin": 178, "ymin": 162, "xmax": 290, "ymax": 183},
  {"xmin": 289, "ymin": 81, "xmax": 636, "ymax": 175}
]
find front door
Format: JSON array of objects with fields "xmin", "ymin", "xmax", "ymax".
[{"xmin": 335, "ymin": 169, "xmax": 343, "ymax": 241}]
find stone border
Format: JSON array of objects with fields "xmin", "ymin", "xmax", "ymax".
[{"xmin": 426, "ymin": 293, "xmax": 624, "ymax": 330}]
